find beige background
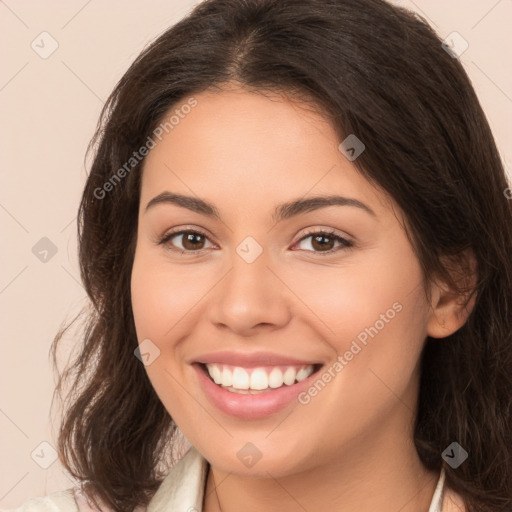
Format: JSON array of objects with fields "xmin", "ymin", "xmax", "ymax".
[{"xmin": 1, "ymin": 0, "xmax": 511, "ymax": 508}]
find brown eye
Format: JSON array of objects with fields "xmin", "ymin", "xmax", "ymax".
[
  {"xmin": 295, "ymin": 230, "xmax": 353, "ymax": 254},
  {"xmin": 160, "ymin": 230, "xmax": 213, "ymax": 252}
]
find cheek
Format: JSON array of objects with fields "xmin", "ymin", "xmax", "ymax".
[
  {"xmin": 130, "ymin": 249, "xmax": 199, "ymax": 416},
  {"xmin": 280, "ymin": 242, "xmax": 426, "ymax": 346},
  {"xmin": 285, "ymin": 243, "xmax": 428, "ymax": 396},
  {"xmin": 292, "ymin": 276, "xmax": 428, "ymax": 443},
  {"xmin": 323, "ymin": 266, "xmax": 427, "ymax": 416},
  {"xmin": 130, "ymin": 249, "xmax": 208, "ymax": 341}
]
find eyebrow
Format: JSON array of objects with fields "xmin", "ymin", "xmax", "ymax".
[{"xmin": 144, "ymin": 191, "xmax": 376, "ymax": 221}]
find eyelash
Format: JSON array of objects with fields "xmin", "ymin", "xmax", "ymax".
[{"xmin": 157, "ymin": 228, "xmax": 354, "ymax": 256}]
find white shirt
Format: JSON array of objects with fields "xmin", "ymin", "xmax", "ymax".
[{"xmin": 3, "ymin": 445, "xmax": 450, "ymax": 512}]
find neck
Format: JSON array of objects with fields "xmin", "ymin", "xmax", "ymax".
[{"xmin": 203, "ymin": 412, "xmax": 439, "ymax": 512}]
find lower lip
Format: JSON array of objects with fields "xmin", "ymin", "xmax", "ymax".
[{"xmin": 192, "ymin": 363, "xmax": 322, "ymax": 420}]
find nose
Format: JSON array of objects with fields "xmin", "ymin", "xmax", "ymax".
[{"xmin": 207, "ymin": 248, "xmax": 292, "ymax": 336}]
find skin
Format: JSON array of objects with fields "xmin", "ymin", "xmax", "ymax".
[{"xmin": 130, "ymin": 85, "xmax": 474, "ymax": 512}]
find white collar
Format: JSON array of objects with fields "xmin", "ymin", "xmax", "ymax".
[
  {"xmin": 429, "ymin": 466, "xmax": 446, "ymax": 512},
  {"xmin": 146, "ymin": 445, "xmax": 208, "ymax": 512},
  {"xmin": 146, "ymin": 446, "xmax": 446, "ymax": 511}
]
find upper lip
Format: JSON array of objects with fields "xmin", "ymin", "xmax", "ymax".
[{"xmin": 193, "ymin": 351, "xmax": 324, "ymax": 368}]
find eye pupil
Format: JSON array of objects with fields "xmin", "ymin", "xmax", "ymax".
[
  {"xmin": 312, "ymin": 233, "xmax": 334, "ymax": 251},
  {"xmin": 183, "ymin": 232, "xmax": 204, "ymax": 250}
]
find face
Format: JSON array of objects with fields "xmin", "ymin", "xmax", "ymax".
[{"xmin": 130, "ymin": 86, "xmax": 434, "ymax": 478}]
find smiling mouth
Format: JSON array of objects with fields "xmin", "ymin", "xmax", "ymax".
[{"xmin": 197, "ymin": 362, "xmax": 324, "ymax": 394}]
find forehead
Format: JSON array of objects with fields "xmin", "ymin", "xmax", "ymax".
[{"xmin": 140, "ymin": 87, "xmax": 394, "ymax": 218}]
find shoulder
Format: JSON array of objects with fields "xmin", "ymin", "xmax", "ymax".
[
  {"xmin": 2, "ymin": 489, "xmax": 78, "ymax": 512},
  {"xmin": 2, "ymin": 487, "xmax": 117, "ymax": 512}
]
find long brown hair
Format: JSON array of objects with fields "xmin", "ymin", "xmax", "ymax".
[{"xmin": 51, "ymin": 0, "xmax": 512, "ymax": 510}]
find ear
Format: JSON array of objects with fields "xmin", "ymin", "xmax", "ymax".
[{"xmin": 426, "ymin": 249, "xmax": 478, "ymax": 339}]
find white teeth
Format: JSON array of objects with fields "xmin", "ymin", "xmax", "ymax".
[
  {"xmin": 250, "ymin": 368, "xmax": 268, "ymax": 390},
  {"xmin": 210, "ymin": 364, "xmax": 222, "ymax": 384},
  {"xmin": 283, "ymin": 367, "xmax": 296, "ymax": 385},
  {"xmin": 221, "ymin": 366, "xmax": 232, "ymax": 387},
  {"xmin": 268, "ymin": 367, "xmax": 284, "ymax": 388},
  {"xmin": 296, "ymin": 366, "xmax": 312, "ymax": 382},
  {"xmin": 232, "ymin": 367, "xmax": 249, "ymax": 389},
  {"xmin": 204, "ymin": 363, "xmax": 315, "ymax": 391}
]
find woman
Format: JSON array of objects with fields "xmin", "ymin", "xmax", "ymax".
[{"xmin": 8, "ymin": 0, "xmax": 512, "ymax": 510}]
